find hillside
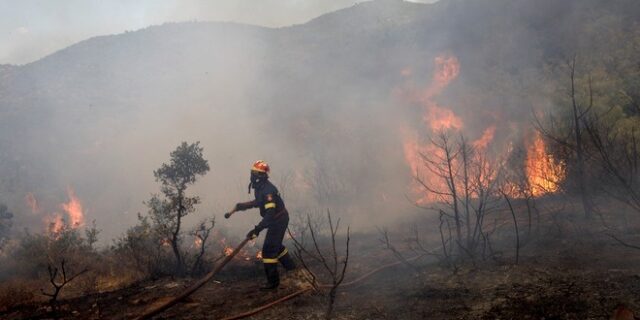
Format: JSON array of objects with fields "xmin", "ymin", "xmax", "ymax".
[
  {"xmin": 0, "ymin": 0, "xmax": 639, "ymax": 238},
  {"xmin": 2, "ymin": 1, "xmax": 640, "ymax": 319}
]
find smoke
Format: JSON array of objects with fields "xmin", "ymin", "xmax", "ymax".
[{"xmin": 0, "ymin": 0, "xmax": 638, "ymax": 243}]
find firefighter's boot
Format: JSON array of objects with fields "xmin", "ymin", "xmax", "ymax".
[{"xmin": 261, "ymin": 263, "xmax": 279, "ymax": 291}]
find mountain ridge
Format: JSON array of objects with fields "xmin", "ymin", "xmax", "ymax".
[{"xmin": 0, "ymin": 0, "xmax": 638, "ymax": 237}]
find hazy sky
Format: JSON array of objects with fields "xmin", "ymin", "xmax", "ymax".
[{"xmin": 0, "ymin": 0, "xmax": 437, "ymax": 65}]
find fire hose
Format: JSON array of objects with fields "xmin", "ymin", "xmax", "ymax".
[
  {"xmin": 135, "ymin": 238, "xmax": 431, "ymax": 320},
  {"xmin": 220, "ymin": 253, "xmax": 427, "ymax": 320},
  {"xmin": 133, "ymin": 238, "xmax": 250, "ymax": 320}
]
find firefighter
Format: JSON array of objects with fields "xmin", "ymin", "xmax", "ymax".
[{"xmin": 225, "ymin": 160, "xmax": 296, "ymax": 290}]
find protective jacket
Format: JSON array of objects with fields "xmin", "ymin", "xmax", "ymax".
[
  {"xmin": 237, "ymin": 180, "xmax": 287, "ymax": 233},
  {"xmin": 236, "ymin": 179, "xmax": 295, "ymax": 288}
]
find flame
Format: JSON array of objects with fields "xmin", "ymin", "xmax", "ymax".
[
  {"xmin": 256, "ymin": 251, "xmax": 263, "ymax": 260},
  {"xmin": 400, "ymin": 54, "xmax": 465, "ymax": 203},
  {"xmin": 45, "ymin": 214, "xmax": 65, "ymax": 235},
  {"xmin": 224, "ymin": 247, "xmax": 234, "ymax": 256},
  {"xmin": 427, "ymin": 55, "xmax": 461, "ymax": 97},
  {"xmin": 420, "ymin": 55, "xmax": 463, "ymax": 132},
  {"xmin": 25, "ymin": 192, "xmax": 40, "ymax": 213},
  {"xmin": 472, "ymin": 126, "xmax": 496, "ymax": 150},
  {"xmin": 425, "ymin": 106, "xmax": 463, "ymax": 131},
  {"xmin": 400, "ymin": 54, "xmax": 565, "ymax": 201},
  {"xmin": 161, "ymin": 238, "xmax": 171, "ymax": 247},
  {"xmin": 402, "ymin": 129, "xmax": 421, "ymax": 176},
  {"xmin": 525, "ymin": 132, "xmax": 565, "ymax": 196},
  {"xmin": 61, "ymin": 187, "xmax": 84, "ymax": 228},
  {"xmin": 194, "ymin": 237, "xmax": 203, "ymax": 248},
  {"xmin": 401, "ymin": 129, "xmax": 433, "ymax": 204}
]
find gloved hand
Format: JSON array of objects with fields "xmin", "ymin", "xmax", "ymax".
[
  {"xmin": 246, "ymin": 227, "xmax": 260, "ymax": 240},
  {"xmin": 224, "ymin": 204, "xmax": 239, "ymax": 219}
]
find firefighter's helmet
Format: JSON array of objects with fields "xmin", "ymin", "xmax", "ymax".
[{"xmin": 251, "ymin": 160, "xmax": 270, "ymax": 174}]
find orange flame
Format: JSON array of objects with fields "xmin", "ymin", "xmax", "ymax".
[
  {"xmin": 525, "ymin": 132, "xmax": 565, "ymax": 196},
  {"xmin": 45, "ymin": 214, "xmax": 65, "ymax": 235},
  {"xmin": 427, "ymin": 55, "xmax": 461, "ymax": 97},
  {"xmin": 25, "ymin": 192, "xmax": 40, "ymax": 214},
  {"xmin": 400, "ymin": 54, "xmax": 565, "ymax": 201},
  {"xmin": 472, "ymin": 126, "xmax": 496, "ymax": 150},
  {"xmin": 402, "ymin": 130, "xmax": 421, "ymax": 176},
  {"xmin": 401, "ymin": 54, "xmax": 465, "ymax": 203},
  {"xmin": 256, "ymin": 251, "xmax": 263, "ymax": 260},
  {"xmin": 194, "ymin": 237, "xmax": 203, "ymax": 248},
  {"xmin": 224, "ymin": 247, "xmax": 234, "ymax": 256},
  {"xmin": 61, "ymin": 187, "xmax": 84, "ymax": 228},
  {"xmin": 420, "ymin": 55, "xmax": 463, "ymax": 132},
  {"xmin": 425, "ymin": 107, "xmax": 463, "ymax": 131}
]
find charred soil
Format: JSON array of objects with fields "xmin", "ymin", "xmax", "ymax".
[{"xmin": 2, "ymin": 228, "xmax": 639, "ymax": 319}]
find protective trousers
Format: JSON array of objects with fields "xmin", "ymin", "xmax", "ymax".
[{"xmin": 262, "ymin": 215, "xmax": 295, "ymax": 287}]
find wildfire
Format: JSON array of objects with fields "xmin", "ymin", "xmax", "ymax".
[
  {"xmin": 25, "ymin": 192, "xmax": 40, "ymax": 213},
  {"xmin": 472, "ymin": 126, "xmax": 496, "ymax": 150},
  {"xmin": 194, "ymin": 237, "xmax": 203, "ymax": 248},
  {"xmin": 256, "ymin": 251, "xmax": 263, "ymax": 260},
  {"xmin": 525, "ymin": 132, "xmax": 565, "ymax": 196},
  {"xmin": 37, "ymin": 187, "xmax": 86, "ymax": 234},
  {"xmin": 400, "ymin": 53, "xmax": 566, "ymax": 202},
  {"xmin": 45, "ymin": 214, "xmax": 65, "ymax": 234},
  {"xmin": 428, "ymin": 55, "xmax": 461, "ymax": 96},
  {"xmin": 224, "ymin": 247, "xmax": 234, "ymax": 256},
  {"xmin": 425, "ymin": 107, "xmax": 463, "ymax": 131},
  {"xmin": 402, "ymin": 130, "xmax": 421, "ymax": 176},
  {"xmin": 61, "ymin": 187, "xmax": 84, "ymax": 228},
  {"xmin": 401, "ymin": 54, "xmax": 467, "ymax": 203},
  {"xmin": 420, "ymin": 54, "xmax": 463, "ymax": 132}
]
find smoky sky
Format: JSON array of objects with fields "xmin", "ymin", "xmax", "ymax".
[{"xmin": 0, "ymin": 0, "xmax": 438, "ymax": 65}]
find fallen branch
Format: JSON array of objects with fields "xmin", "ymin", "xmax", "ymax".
[{"xmin": 134, "ymin": 238, "xmax": 250, "ymax": 320}]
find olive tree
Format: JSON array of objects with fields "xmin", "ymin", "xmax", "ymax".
[{"xmin": 147, "ymin": 142, "xmax": 210, "ymax": 275}]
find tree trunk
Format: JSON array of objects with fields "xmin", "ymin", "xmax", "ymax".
[
  {"xmin": 444, "ymin": 139, "xmax": 463, "ymax": 251},
  {"xmin": 570, "ymin": 58, "xmax": 593, "ymax": 219},
  {"xmin": 172, "ymin": 190, "xmax": 185, "ymax": 275}
]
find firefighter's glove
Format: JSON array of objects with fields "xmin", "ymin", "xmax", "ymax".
[
  {"xmin": 225, "ymin": 204, "xmax": 239, "ymax": 219},
  {"xmin": 246, "ymin": 228, "xmax": 260, "ymax": 240}
]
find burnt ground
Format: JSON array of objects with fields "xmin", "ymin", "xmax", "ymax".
[{"xmin": 2, "ymin": 228, "xmax": 640, "ymax": 319}]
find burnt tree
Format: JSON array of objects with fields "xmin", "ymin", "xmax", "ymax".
[
  {"xmin": 414, "ymin": 132, "xmax": 502, "ymax": 264},
  {"xmin": 41, "ymin": 258, "xmax": 88, "ymax": 314},
  {"xmin": 190, "ymin": 217, "xmax": 215, "ymax": 275},
  {"xmin": 290, "ymin": 211, "xmax": 350, "ymax": 319},
  {"xmin": 534, "ymin": 56, "xmax": 594, "ymax": 219}
]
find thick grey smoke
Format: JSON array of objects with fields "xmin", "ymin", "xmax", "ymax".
[{"xmin": 1, "ymin": 0, "xmax": 637, "ymax": 243}]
